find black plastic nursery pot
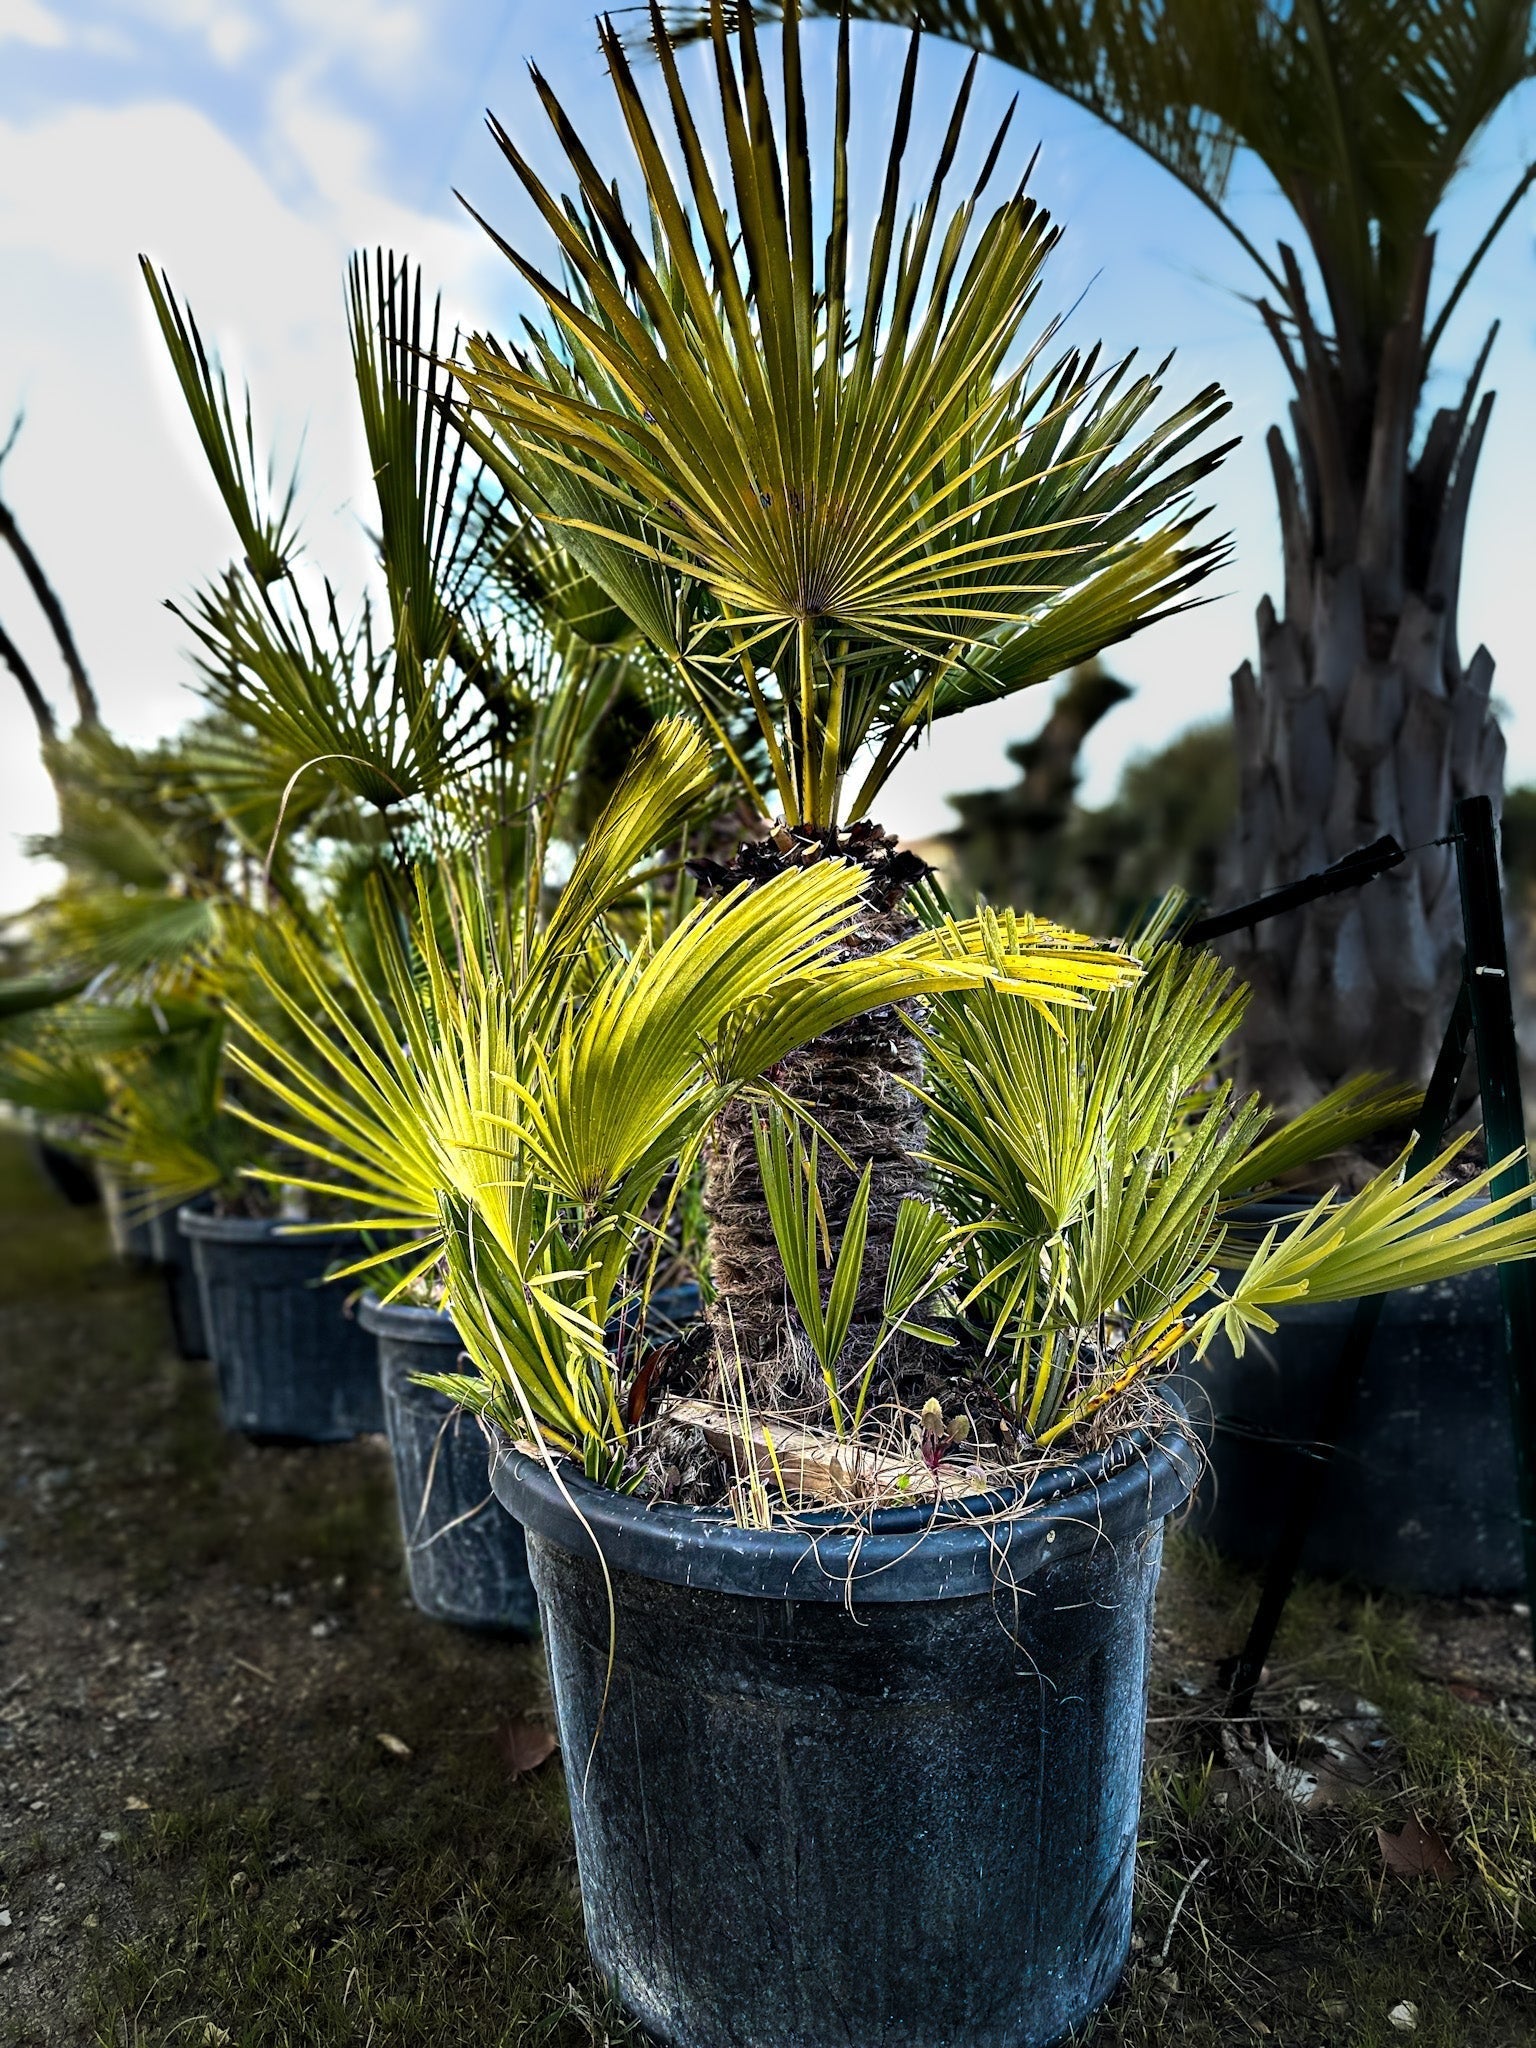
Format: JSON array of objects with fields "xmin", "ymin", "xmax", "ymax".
[
  {"xmin": 491, "ymin": 1412, "xmax": 1196, "ymax": 2048},
  {"xmin": 360, "ymin": 1293, "xmax": 538, "ymax": 1636},
  {"xmin": 28, "ymin": 1136, "xmax": 99, "ymax": 1208},
  {"xmin": 145, "ymin": 1203, "xmax": 208, "ymax": 1361},
  {"xmin": 1180, "ymin": 1253, "xmax": 1521, "ymax": 1596},
  {"xmin": 178, "ymin": 1208, "xmax": 384, "ymax": 1443}
]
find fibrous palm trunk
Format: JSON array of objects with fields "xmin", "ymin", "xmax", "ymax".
[
  {"xmin": 1221, "ymin": 249, "xmax": 1506, "ymax": 1110},
  {"xmin": 694, "ymin": 824, "xmax": 930, "ymax": 1405}
]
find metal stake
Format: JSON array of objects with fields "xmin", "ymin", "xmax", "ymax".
[
  {"xmin": 1452, "ymin": 795, "xmax": 1536, "ymax": 1667},
  {"xmin": 1224, "ymin": 978, "xmax": 1474, "ymax": 1716}
]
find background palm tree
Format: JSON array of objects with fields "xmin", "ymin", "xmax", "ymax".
[{"xmin": 718, "ymin": 0, "xmax": 1536, "ymax": 1111}]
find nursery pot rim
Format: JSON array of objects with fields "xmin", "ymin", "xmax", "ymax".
[
  {"xmin": 358, "ymin": 1290, "xmax": 457, "ymax": 1344},
  {"xmin": 490, "ymin": 1403, "xmax": 1196, "ymax": 1605},
  {"xmin": 177, "ymin": 1206, "xmax": 349, "ymax": 1247}
]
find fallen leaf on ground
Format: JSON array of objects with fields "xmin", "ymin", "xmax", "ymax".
[
  {"xmin": 374, "ymin": 1731, "xmax": 412, "ymax": 1760},
  {"xmin": 123, "ymin": 1796, "xmax": 149, "ymax": 1812},
  {"xmin": 494, "ymin": 1718, "xmax": 558, "ymax": 1777},
  {"xmin": 1377, "ymin": 1820, "xmax": 1455, "ymax": 1879},
  {"xmin": 1221, "ymin": 1726, "xmax": 1317, "ymax": 1807},
  {"xmin": 1446, "ymin": 1678, "xmax": 1492, "ymax": 1704},
  {"xmin": 1387, "ymin": 2000, "xmax": 1419, "ymax": 2032}
]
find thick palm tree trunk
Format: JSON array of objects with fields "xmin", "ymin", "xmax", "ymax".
[
  {"xmin": 696, "ymin": 826, "xmax": 930, "ymax": 1406},
  {"xmin": 1220, "ymin": 256, "xmax": 1506, "ymax": 1110}
]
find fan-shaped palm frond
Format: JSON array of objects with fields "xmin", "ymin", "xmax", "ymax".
[
  {"xmin": 456, "ymin": 0, "xmax": 1233, "ymax": 830},
  {"xmin": 87, "ymin": 1019, "xmax": 251, "ymax": 1219}
]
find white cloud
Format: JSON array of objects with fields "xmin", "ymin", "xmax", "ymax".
[
  {"xmin": 272, "ymin": 0, "xmax": 426, "ymax": 83},
  {"xmin": 0, "ymin": 88, "xmax": 492, "ymax": 911},
  {"xmin": 0, "ymin": 0, "xmax": 67, "ymax": 49},
  {"xmin": 90, "ymin": 0, "xmax": 264, "ymax": 68}
]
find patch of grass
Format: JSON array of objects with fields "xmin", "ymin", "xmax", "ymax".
[
  {"xmin": 90, "ymin": 1739, "xmax": 625, "ymax": 2048},
  {"xmin": 1092, "ymin": 1536, "xmax": 1536, "ymax": 2045}
]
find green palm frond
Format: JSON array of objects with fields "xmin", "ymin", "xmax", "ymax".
[
  {"xmin": 40, "ymin": 888, "xmax": 220, "ymax": 983},
  {"xmin": 1203, "ymin": 1139, "xmax": 1536, "ymax": 1345},
  {"xmin": 456, "ymin": 0, "xmax": 1232, "ymax": 828},
  {"xmin": 920, "ymin": 921, "xmax": 1536, "ymax": 1439},
  {"xmin": 1221, "ymin": 1072, "xmax": 1423, "ymax": 1195},
  {"xmin": 0, "ymin": 975, "xmax": 85, "ymax": 1026},
  {"xmin": 0, "ymin": 1038, "xmax": 112, "ymax": 1121},
  {"xmin": 141, "ymin": 262, "xmax": 300, "ymax": 586},
  {"xmin": 87, "ymin": 1021, "xmax": 252, "ymax": 1218},
  {"xmin": 175, "ymin": 569, "xmax": 469, "ymax": 818}
]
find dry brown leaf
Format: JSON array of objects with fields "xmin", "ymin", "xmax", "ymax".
[
  {"xmin": 374, "ymin": 1731, "xmax": 412, "ymax": 1761},
  {"xmin": 494, "ymin": 1718, "xmax": 558, "ymax": 1778},
  {"xmin": 1376, "ymin": 1819, "xmax": 1456, "ymax": 1880}
]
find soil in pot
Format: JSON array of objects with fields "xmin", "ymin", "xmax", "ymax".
[
  {"xmin": 491, "ymin": 1412, "xmax": 1196, "ymax": 2048},
  {"xmin": 361, "ymin": 1293, "xmax": 538, "ymax": 1636},
  {"xmin": 179, "ymin": 1208, "xmax": 383, "ymax": 1443}
]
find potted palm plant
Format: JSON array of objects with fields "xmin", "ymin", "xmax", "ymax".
[
  {"xmin": 236, "ymin": 723, "xmax": 1536, "ymax": 2048},
  {"xmin": 0, "ymin": 712, "xmax": 392, "ymax": 1423},
  {"xmin": 209, "ymin": 11, "xmax": 1536, "ymax": 2043}
]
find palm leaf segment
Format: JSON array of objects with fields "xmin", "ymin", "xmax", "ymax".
[
  {"xmin": 454, "ymin": 0, "xmax": 1233, "ymax": 831},
  {"xmin": 225, "ymin": 714, "xmax": 1137, "ymax": 1480}
]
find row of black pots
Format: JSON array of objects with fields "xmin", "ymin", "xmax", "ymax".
[
  {"xmin": 62, "ymin": 1155, "xmax": 1524, "ymax": 2042},
  {"xmin": 360, "ymin": 1294, "xmax": 539, "ymax": 1637},
  {"xmin": 95, "ymin": 1164, "xmax": 1522, "ymax": 1604},
  {"xmin": 179, "ymin": 1209, "xmax": 385, "ymax": 1441},
  {"xmin": 93, "ymin": 1194, "xmax": 538, "ymax": 1635}
]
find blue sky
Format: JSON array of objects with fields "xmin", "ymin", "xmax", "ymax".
[{"xmin": 2, "ymin": 0, "xmax": 1535, "ymax": 910}]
